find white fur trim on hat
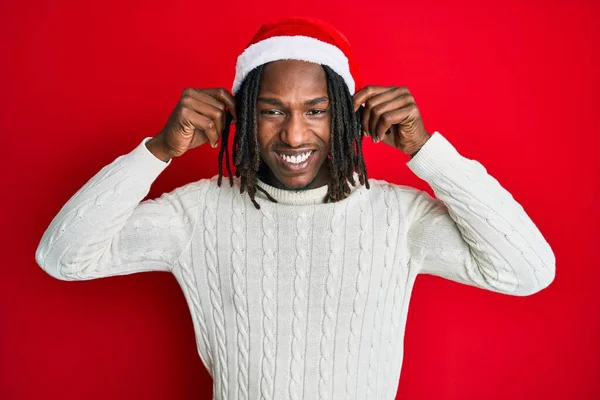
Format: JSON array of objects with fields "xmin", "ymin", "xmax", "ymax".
[{"xmin": 232, "ymin": 35, "xmax": 355, "ymax": 95}]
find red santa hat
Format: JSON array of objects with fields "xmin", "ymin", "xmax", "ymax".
[{"xmin": 232, "ymin": 17, "xmax": 360, "ymax": 95}]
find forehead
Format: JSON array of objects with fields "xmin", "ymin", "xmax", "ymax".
[{"xmin": 259, "ymin": 60, "xmax": 327, "ymax": 96}]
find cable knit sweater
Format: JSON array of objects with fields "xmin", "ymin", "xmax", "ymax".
[{"xmin": 35, "ymin": 132, "xmax": 555, "ymax": 400}]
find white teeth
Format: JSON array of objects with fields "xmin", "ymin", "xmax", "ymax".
[{"xmin": 280, "ymin": 151, "xmax": 312, "ymax": 164}]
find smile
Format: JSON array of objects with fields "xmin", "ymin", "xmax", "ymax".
[{"xmin": 276, "ymin": 150, "xmax": 315, "ymax": 166}]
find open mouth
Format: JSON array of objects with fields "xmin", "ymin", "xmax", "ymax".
[{"xmin": 275, "ymin": 150, "xmax": 316, "ymax": 169}]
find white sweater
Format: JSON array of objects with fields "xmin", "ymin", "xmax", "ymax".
[{"xmin": 35, "ymin": 132, "xmax": 555, "ymax": 400}]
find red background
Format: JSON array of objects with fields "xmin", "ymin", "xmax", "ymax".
[{"xmin": 1, "ymin": 0, "xmax": 599, "ymax": 399}]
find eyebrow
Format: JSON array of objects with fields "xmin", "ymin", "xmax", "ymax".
[{"xmin": 257, "ymin": 96, "xmax": 329, "ymax": 106}]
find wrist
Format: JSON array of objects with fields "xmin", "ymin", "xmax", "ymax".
[
  {"xmin": 146, "ymin": 135, "xmax": 173, "ymax": 163},
  {"xmin": 409, "ymin": 134, "xmax": 431, "ymax": 158}
]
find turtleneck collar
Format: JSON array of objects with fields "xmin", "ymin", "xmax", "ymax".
[{"xmin": 255, "ymin": 173, "xmax": 362, "ymax": 205}]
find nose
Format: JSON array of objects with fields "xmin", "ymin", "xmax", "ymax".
[{"xmin": 280, "ymin": 112, "xmax": 309, "ymax": 148}]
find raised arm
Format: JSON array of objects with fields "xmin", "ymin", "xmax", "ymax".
[
  {"xmin": 35, "ymin": 138, "xmax": 203, "ymax": 280},
  {"xmin": 35, "ymin": 87, "xmax": 236, "ymax": 280},
  {"xmin": 404, "ymin": 132, "xmax": 555, "ymax": 296},
  {"xmin": 353, "ymin": 85, "xmax": 554, "ymax": 296}
]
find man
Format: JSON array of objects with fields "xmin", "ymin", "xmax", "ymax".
[{"xmin": 35, "ymin": 16, "xmax": 555, "ymax": 400}]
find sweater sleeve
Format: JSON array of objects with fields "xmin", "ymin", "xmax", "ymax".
[
  {"xmin": 404, "ymin": 132, "xmax": 555, "ymax": 296},
  {"xmin": 35, "ymin": 137, "xmax": 199, "ymax": 281}
]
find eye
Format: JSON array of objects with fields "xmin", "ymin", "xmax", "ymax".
[
  {"xmin": 261, "ymin": 109, "xmax": 283, "ymax": 116},
  {"xmin": 307, "ymin": 109, "xmax": 327, "ymax": 116}
]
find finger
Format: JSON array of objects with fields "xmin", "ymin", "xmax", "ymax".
[
  {"xmin": 183, "ymin": 88, "xmax": 236, "ymax": 130},
  {"xmin": 203, "ymin": 88, "xmax": 237, "ymax": 119},
  {"xmin": 374, "ymin": 106, "xmax": 414, "ymax": 143},
  {"xmin": 352, "ymin": 85, "xmax": 390, "ymax": 113},
  {"xmin": 183, "ymin": 89, "xmax": 228, "ymax": 131},
  {"xmin": 180, "ymin": 97, "xmax": 225, "ymax": 138},
  {"xmin": 182, "ymin": 88, "xmax": 226, "ymax": 111},
  {"xmin": 380, "ymin": 125, "xmax": 399, "ymax": 148},
  {"xmin": 370, "ymin": 94, "xmax": 415, "ymax": 140},
  {"xmin": 202, "ymin": 88, "xmax": 233, "ymax": 130},
  {"xmin": 364, "ymin": 88, "xmax": 406, "ymax": 137},
  {"xmin": 183, "ymin": 108, "xmax": 221, "ymax": 147},
  {"xmin": 191, "ymin": 128, "xmax": 209, "ymax": 148},
  {"xmin": 362, "ymin": 90, "xmax": 393, "ymax": 137}
]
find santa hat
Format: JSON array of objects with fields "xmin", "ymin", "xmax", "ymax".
[{"xmin": 232, "ymin": 17, "xmax": 360, "ymax": 95}]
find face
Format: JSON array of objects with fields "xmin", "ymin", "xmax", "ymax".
[{"xmin": 256, "ymin": 60, "xmax": 331, "ymax": 190}]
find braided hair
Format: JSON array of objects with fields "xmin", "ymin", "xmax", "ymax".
[{"xmin": 218, "ymin": 64, "xmax": 369, "ymax": 209}]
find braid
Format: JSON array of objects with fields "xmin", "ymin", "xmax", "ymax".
[
  {"xmin": 217, "ymin": 64, "xmax": 369, "ymax": 209},
  {"xmin": 322, "ymin": 64, "xmax": 369, "ymax": 202}
]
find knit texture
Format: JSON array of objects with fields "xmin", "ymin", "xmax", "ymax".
[{"xmin": 35, "ymin": 132, "xmax": 555, "ymax": 399}]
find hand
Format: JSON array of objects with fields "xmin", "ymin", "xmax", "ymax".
[
  {"xmin": 147, "ymin": 88, "xmax": 236, "ymax": 161},
  {"xmin": 353, "ymin": 86, "xmax": 430, "ymax": 156}
]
